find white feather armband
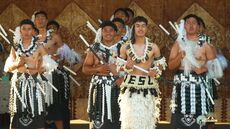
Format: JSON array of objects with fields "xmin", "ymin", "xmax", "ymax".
[
  {"xmin": 207, "ymin": 58, "xmax": 224, "ymax": 79},
  {"xmin": 42, "ymin": 55, "xmax": 58, "ymax": 73},
  {"xmin": 150, "ymin": 56, "xmax": 167, "ymax": 77},
  {"xmin": 152, "ymin": 56, "xmax": 167, "ymax": 70},
  {"xmin": 4, "ymin": 56, "xmax": 15, "ymax": 72},
  {"xmin": 217, "ymin": 54, "xmax": 228, "ymax": 70},
  {"xmin": 57, "ymin": 44, "xmax": 81, "ymax": 65}
]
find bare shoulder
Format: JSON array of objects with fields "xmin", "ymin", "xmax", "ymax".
[
  {"xmin": 121, "ymin": 40, "xmax": 130, "ymax": 49},
  {"xmin": 203, "ymin": 42, "xmax": 213, "ymax": 49},
  {"xmin": 168, "ymin": 41, "xmax": 180, "ymax": 59},
  {"xmin": 203, "ymin": 42, "xmax": 216, "ymax": 59},
  {"xmin": 51, "ymin": 32, "xmax": 59, "ymax": 37},
  {"xmin": 151, "ymin": 42, "xmax": 159, "ymax": 50},
  {"xmin": 120, "ymin": 40, "xmax": 131, "ymax": 53}
]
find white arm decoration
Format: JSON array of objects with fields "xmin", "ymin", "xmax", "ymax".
[
  {"xmin": 42, "ymin": 55, "xmax": 58, "ymax": 73},
  {"xmin": 207, "ymin": 58, "xmax": 224, "ymax": 79},
  {"xmin": 217, "ymin": 54, "xmax": 228, "ymax": 70},
  {"xmin": 4, "ymin": 55, "xmax": 15, "ymax": 72},
  {"xmin": 57, "ymin": 44, "xmax": 81, "ymax": 65},
  {"xmin": 151, "ymin": 56, "xmax": 167, "ymax": 77}
]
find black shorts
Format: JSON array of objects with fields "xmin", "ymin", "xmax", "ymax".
[
  {"xmin": 46, "ymin": 102, "xmax": 69, "ymax": 121},
  {"xmin": 171, "ymin": 112, "xmax": 209, "ymax": 129},
  {"xmin": 12, "ymin": 112, "xmax": 45, "ymax": 129}
]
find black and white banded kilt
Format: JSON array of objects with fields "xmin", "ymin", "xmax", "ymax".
[
  {"xmin": 87, "ymin": 75, "xmax": 120, "ymax": 129},
  {"xmin": 170, "ymin": 70, "xmax": 216, "ymax": 129},
  {"xmin": 171, "ymin": 70, "xmax": 215, "ymax": 115},
  {"xmin": 10, "ymin": 73, "xmax": 47, "ymax": 128}
]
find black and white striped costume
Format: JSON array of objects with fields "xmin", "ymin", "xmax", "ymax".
[
  {"xmin": 87, "ymin": 42, "xmax": 121, "ymax": 129},
  {"xmin": 170, "ymin": 70, "xmax": 216, "ymax": 129}
]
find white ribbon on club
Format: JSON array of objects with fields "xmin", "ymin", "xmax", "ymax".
[
  {"xmin": 98, "ymin": 19, "xmax": 102, "ymax": 24},
  {"xmin": 63, "ymin": 65, "xmax": 77, "ymax": 76},
  {"xmin": 86, "ymin": 21, "xmax": 97, "ymax": 34},
  {"xmin": 9, "ymin": 29, "xmax": 15, "ymax": 34},
  {"xmin": 159, "ymin": 24, "xmax": 170, "ymax": 35},
  {"xmin": 69, "ymin": 75, "xmax": 81, "ymax": 87},
  {"xmin": 169, "ymin": 21, "xmax": 178, "ymax": 33},
  {"xmin": 0, "ymin": 31, "xmax": 11, "ymax": 44},
  {"xmin": 0, "ymin": 24, "xmax": 7, "ymax": 36}
]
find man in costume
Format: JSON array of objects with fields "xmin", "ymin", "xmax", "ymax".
[
  {"xmin": 4, "ymin": 19, "xmax": 57, "ymax": 129},
  {"xmin": 34, "ymin": 11, "xmax": 68, "ymax": 129},
  {"xmin": 46, "ymin": 20, "xmax": 81, "ymax": 129},
  {"xmin": 82, "ymin": 21, "xmax": 121, "ymax": 129},
  {"xmin": 168, "ymin": 14, "xmax": 225, "ymax": 129},
  {"xmin": 118, "ymin": 16, "xmax": 167, "ymax": 129}
]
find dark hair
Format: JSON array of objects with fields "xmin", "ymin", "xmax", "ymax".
[
  {"xmin": 183, "ymin": 14, "xmax": 200, "ymax": 25},
  {"xmin": 35, "ymin": 11, "xmax": 48, "ymax": 19},
  {"xmin": 20, "ymin": 19, "xmax": 35, "ymax": 29},
  {"xmin": 112, "ymin": 18, "xmax": 125, "ymax": 27},
  {"xmin": 100, "ymin": 20, "xmax": 118, "ymax": 32},
  {"xmin": 113, "ymin": 8, "xmax": 129, "ymax": 18},
  {"xmin": 132, "ymin": 16, "xmax": 148, "ymax": 25},
  {"xmin": 47, "ymin": 20, "xmax": 60, "ymax": 30},
  {"xmin": 198, "ymin": 17, "xmax": 206, "ymax": 29},
  {"xmin": 124, "ymin": 8, "xmax": 134, "ymax": 17}
]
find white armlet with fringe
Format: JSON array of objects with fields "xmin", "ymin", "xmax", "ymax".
[
  {"xmin": 57, "ymin": 43, "xmax": 81, "ymax": 65},
  {"xmin": 42, "ymin": 55, "xmax": 58, "ymax": 73},
  {"xmin": 4, "ymin": 56, "xmax": 15, "ymax": 72},
  {"xmin": 151, "ymin": 56, "xmax": 167, "ymax": 77},
  {"xmin": 207, "ymin": 58, "xmax": 224, "ymax": 79}
]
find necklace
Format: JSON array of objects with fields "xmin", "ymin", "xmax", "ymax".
[
  {"xmin": 126, "ymin": 37, "xmax": 152, "ymax": 63},
  {"xmin": 16, "ymin": 37, "xmax": 38, "ymax": 57}
]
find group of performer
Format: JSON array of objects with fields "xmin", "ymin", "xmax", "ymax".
[
  {"xmin": 3, "ymin": 11, "xmax": 80, "ymax": 129},
  {"xmin": 0, "ymin": 6, "xmax": 228, "ymax": 129}
]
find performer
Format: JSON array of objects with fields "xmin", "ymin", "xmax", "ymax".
[
  {"xmin": 47, "ymin": 20, "xmax": 81, "ymax": 66},
  {"xmin": 82, "ymin": 21, "xmax": 121, "ymax": 129},
  {"xmin": 124, "ymin": 8, "xmax": 135, "ymax": 27},
  {"xmin": 33, "ymin": 11, "xmax": 67, "ymax": 129},
  {"xmin": 111, "ymin": 8, "xmax": 131, "ymax": 41},
  {"xmin": 168, "ymin": 14, "xmax": 225, "ymax": 129},
  {"xmin": 118, "ymin": 16, "xmax": 167, "ymax": 129},
  {"xmin": 46, "ymin": 20, "xmax": 81, "ymax": 129},
  {"xmin": 112, "ymin": 18, "xmax": 128, "ymax": 44},
  {"xmin": 4, "ymin": 19, "xmax": 57, "ymax": 129}
]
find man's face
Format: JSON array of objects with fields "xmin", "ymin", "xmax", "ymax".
[
  {"xmin": 134, "ymin": 21, "xmax": 147, "ymax": 37},
  {"xmin": 34, "ymin": 14, "xmax": 48, "ymax": 29},
  {"xmin": 20, "ymin": 24, "xmax": 34, "ymax": 40},
  {"xmin": 184, "ymin": 17, "xmax": 199, "ymax": 35},
  {"xmin": 102, "ymin": 26, "xmax": 116, "ymax": 43},
  {"xmin": 114, "ymin": 11, "xmax": 128, "ymax": 23},
  {"xmin": 127, "ymin": 11, "xmax": 134, "ymax": 25},
  {"xmin": 47, "ymin": 24, "xmax": 58, "ymax": 33},
  {"xmin": 113, "ymin": 22, "xmax": 124, "ymax": 35}
]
